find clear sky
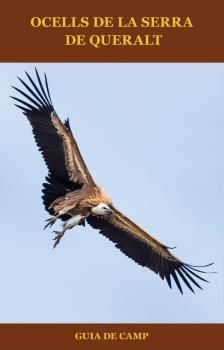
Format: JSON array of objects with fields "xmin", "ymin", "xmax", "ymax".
[{"xmin": 0, "ymin": 63, "xmax": 223, "ymax": 323}]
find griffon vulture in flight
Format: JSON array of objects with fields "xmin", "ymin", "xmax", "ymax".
[{"xmin": 11, "ymin": 69, "xmax": 213, "ymax": 294}]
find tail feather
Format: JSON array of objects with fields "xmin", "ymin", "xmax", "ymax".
[{"xmin": 42, "ymin": 172, "xmax": 82, "ymax": 220}]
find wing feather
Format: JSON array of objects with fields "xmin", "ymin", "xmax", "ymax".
[
  {"xmin": 87, "ymin": 208, "xmax": 213, "ymax": 293},
  {"xmin": 12, "ymin": 69, "xmax": 95, "ymax": 214}
]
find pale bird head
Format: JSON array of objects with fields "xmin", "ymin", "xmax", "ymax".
[{"xmin": 91, "ymin": 203, "xmax": 114, "ymax": 215}]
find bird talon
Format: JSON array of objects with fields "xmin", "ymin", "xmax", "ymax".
[
  {"xmin": 52, "ymin": 231, "xmax": 64, "ymax": 248},
  {"xmin": 44, "ymin": 216, "xmax": 58, "ymax": 230}
]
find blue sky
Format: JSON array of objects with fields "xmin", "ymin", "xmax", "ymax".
[{"xmin": 0, "ymin": 63, "xmax": 223, "ymax": 322}]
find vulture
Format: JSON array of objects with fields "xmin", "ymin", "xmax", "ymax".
[{"xmin": 11, "ymin": 69, "xmax": 213, "ymax": 294}]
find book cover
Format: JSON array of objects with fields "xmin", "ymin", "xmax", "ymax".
[{"xmin": 0, "ymin": 0, "xmax": 223, "ymax": 349}]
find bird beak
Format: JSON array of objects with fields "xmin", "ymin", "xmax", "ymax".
[{"xmin": 107, "ymin": 207, "xmax": 114, "ymax": 214}]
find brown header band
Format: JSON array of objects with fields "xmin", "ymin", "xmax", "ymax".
[{"xmin": 1, "ymin": 0, "xmax": 224, "ymax": 62}]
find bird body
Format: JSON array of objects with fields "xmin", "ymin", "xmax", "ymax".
[
  {"xmin": 11, "ymin": 69, "xmax": 213, "ymax": 294},
  {"xmin": 49, "ymin": 185, "xmax": 112, "ymax": 218}
]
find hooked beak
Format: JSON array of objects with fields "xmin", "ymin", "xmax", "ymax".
[{"xmin": 106, "ymin": 207, "xmax": 114, "ymax": 214}]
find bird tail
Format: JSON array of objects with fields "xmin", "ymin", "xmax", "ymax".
[{"xmin": 42, "ymin": 172, "xmax": 82, "ymax": 220}]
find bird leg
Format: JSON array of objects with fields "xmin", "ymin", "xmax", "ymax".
[
  {"xmin": 52, "ymin": 214, "xmax": 86, "ymax": 248},
  {"xmin": 44, "ymin": 209, "xmax": 68, "ymax": 230}
]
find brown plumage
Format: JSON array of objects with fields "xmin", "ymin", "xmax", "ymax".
[
  {"xmin": 11, "ymin": 69, "xmax": 214, "ymax": 294},
  {"xmin": 49, "ymin": 186, "xmax": 112, "ymax": 218}
]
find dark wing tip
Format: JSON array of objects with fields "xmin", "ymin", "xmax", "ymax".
[
  {"xmin": 12, "ymin": 69, "xmax": 54, "ymax": 113},
  {"xmin": 185, "ymin": 262, "xmax": 216, "ymax": 274},
  {"xmin": 168, "ymin": 261, "xmax": 215, "ymax": 294},
  {"xmin": 187, "ymin": 262, "xmax": 214, "ymax": 268},
  {"xmin": 44, "ymin": 72, "xmax": 53, "ymax": 105}
]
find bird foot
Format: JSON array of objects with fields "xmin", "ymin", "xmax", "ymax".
[
  {"xmin": 44, "ymin": 216, "xmax": 58, "ymax": 230},
  {"xmin": 52, "ymin": 230, "xmax": 65, "ymax": 248}
]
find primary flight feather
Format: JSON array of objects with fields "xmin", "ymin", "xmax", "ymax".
[{"xmin": 11, "ymin": 69, "xmax": 213, "ymax": 294}]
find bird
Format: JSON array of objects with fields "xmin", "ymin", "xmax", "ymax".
[{"xmin": 11, "ymin": 68, "xmax": 213, "ymax": 294}]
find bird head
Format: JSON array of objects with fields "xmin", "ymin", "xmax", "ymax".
[{"xmin": 91, "ymin": 203, "xmax": 114, "ymax": 215}]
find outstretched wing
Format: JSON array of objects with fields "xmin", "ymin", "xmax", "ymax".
[
  {"xmin": 87, "ymin": 208, "xmax": 213, "ymax": 294},
  {"xmin": 11, "ymin": 69, "xmax": 95, "ymax": 214}
]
